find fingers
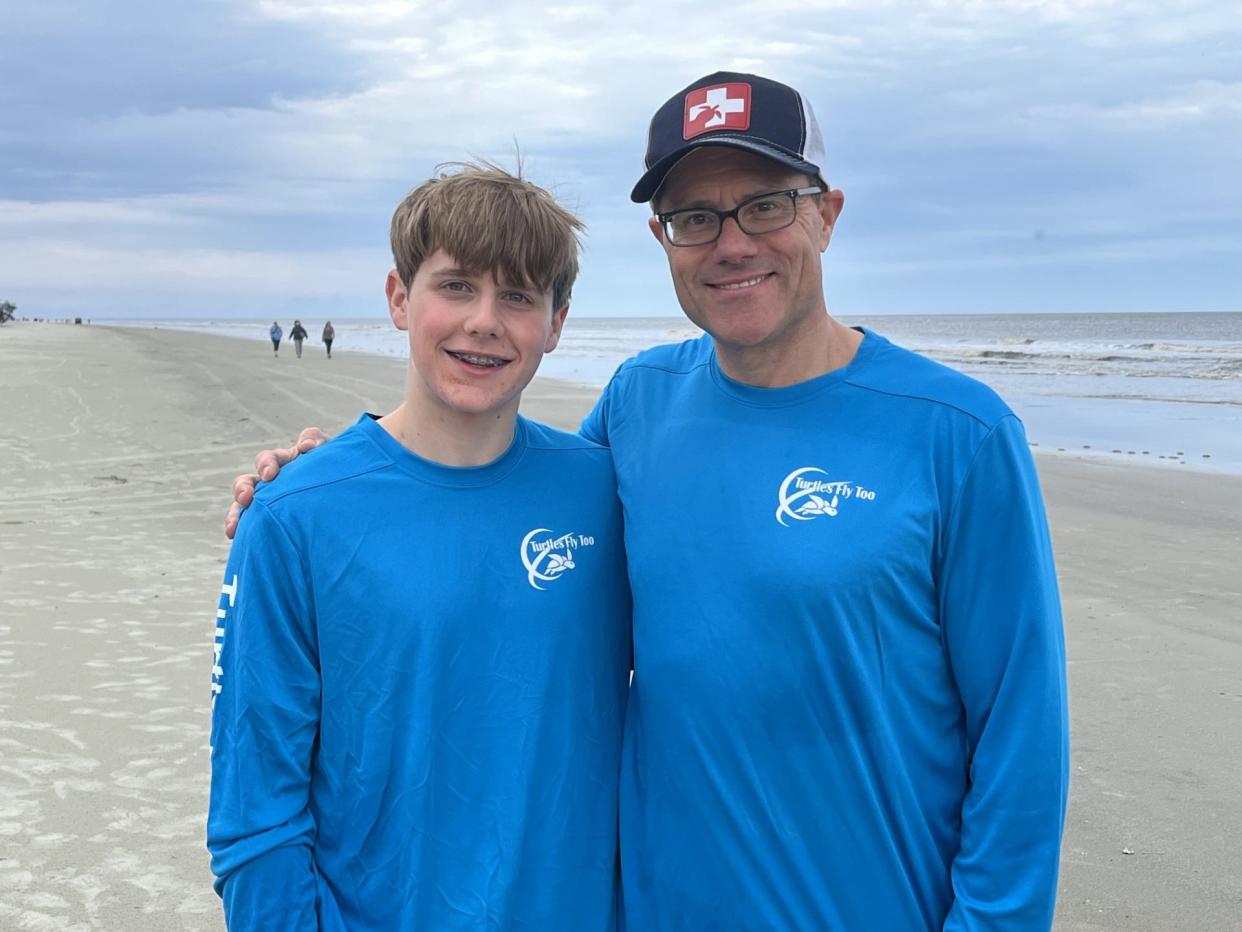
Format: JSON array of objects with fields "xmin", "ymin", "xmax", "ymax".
[
  {"xmin": 225, "ymin": 501, "xmax": 243, "ymax": 540},
  {"xmin": 229, "ymin": 429, "xmax": 328, "ymax": 540},
  {"xmin": 227, "ymin": 474, "xmax": 258, "ymax": 540},
  {"xmin": 232, "ymin": 473, "xmax": 259, "ymax": 507},
  {"xmin": 295, "ymin": 426, "xmax": 328, "ymax": 452},
  {"xmin": 249, "ymin": 429, "xmax": 327, "ymax": 487},
  {"xmin": 255, "ymin": 448, "xmax": 292, "ymax": 482}
]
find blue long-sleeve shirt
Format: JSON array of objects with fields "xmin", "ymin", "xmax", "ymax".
[
  {"xmin": 209, "ymin": 414, "xmax": 631, "ymax": 930},
  {"xmin": 582, "ymin": 329, "xmax": 1069, "ymax": 930}
]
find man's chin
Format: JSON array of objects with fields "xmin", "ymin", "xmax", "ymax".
[{"xmin": 694, "ymin": 312, "xmax": 785, "ymax": 351}]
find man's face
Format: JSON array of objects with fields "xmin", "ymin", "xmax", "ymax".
[
  {"xmin": 650, "ymin": 148, "xmax": 843, "ymax": 355},
  {"xmin": 386, "ymin": 249, "xmax": 567, "ymax": 422}
]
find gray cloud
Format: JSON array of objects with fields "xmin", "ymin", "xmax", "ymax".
[
  {"xmin": 1, "ymin": 0, "xmax": 369, "ymax": 198},
  {"xmin": 2, "ymin": 0, "xmax": 1239, "ymax": 318}
]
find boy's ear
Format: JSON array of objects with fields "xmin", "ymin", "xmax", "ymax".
[
  {"xmin": 385, "ymin": 269, "xmax": 409, "ymax": 331},
  {"xmin": 544, "ymin": 303, "xmax": 569, "ymax": 353}
]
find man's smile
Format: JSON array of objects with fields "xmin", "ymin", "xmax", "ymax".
[{"xmin": 707, "ymin": 272, "xmax": 775, "ymax": 291}]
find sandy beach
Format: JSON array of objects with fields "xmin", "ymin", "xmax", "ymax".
[{"xmin": 1, "ymin": 322, "xmax": 1239, "ymax": 931}]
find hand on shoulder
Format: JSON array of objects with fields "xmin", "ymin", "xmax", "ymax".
[{"xmin": 225, "ymin": 427, "xmax": 330, "ymax": 539}]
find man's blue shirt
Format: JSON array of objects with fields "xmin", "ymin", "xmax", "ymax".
[{"xmin": 583, "ymin": 330, "xmax": 1069, "ymax": 931}]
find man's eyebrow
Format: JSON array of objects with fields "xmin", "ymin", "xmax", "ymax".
[
  {"xmin": 664, "ymin": 186, "xmax": 796, "ymax": 211},
  {"xmin": 429, "ymin": 267, "xmax": 475, "ymax": 278}
]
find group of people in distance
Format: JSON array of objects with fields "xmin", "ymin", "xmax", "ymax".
[
  {"xmin": 211, "ymin": 72, "xmax": 1069, "ymax": 930},
  {"xmin": 268, "ymin": 319, "xmax": 335, "ymax": 358}
]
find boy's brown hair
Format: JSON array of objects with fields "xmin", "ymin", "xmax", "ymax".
[{"xmin": 389, "ymin": 161, "xmax": 584, "ymax": 311}]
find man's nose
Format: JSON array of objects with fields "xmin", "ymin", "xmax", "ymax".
[{"xmin": 714, "ymin": 216, "xmax": 756, "ymax": 259}]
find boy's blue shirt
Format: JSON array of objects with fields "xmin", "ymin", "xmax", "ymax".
[
  {"xmin": 582, "ymin": 329, "xmax": 1069, "ymax": 931},
  {"xmin": 208, "ymin": 414, "xmax": 631, "ymax": 931}
]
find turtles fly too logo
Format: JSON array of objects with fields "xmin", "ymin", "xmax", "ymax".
[
  {"xmin": 775, "ymin": 467, "xmax": 877, "ymax": 526},
  {"xmin": 520, "ymin": 528, "xmax": 596, "ymax": 590}
]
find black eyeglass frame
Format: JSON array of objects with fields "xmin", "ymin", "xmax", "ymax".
[{"xmin": 656, "ymin": 185, "xmax": 826, "ymax": 247}]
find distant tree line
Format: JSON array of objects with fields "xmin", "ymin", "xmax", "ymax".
[{"xmin": 0, "ymin": 300, "xmax": 16, "ymax": 324}]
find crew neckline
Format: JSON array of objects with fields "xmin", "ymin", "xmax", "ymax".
[
  {"xmin": 356, "ymin": 412, "xmax": 528, "ymax": 488},
  {"xmin": 708, "ymin": 327, "xmax": 881, "ymax": 407}
]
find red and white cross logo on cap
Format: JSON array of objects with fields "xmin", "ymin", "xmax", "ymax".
[{"xmin": 683, "ymin": 83, "xmax": 751, "ymax": 140}]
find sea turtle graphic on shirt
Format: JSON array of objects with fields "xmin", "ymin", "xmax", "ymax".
[
  {"xmin": 520, "ymin": 528, "xmax": 582, "ymax": 590},
  {"xmin": 797, "ymin": 493, "xmax": 839, "ymax": 517},
  {"xmin": 543, "ymin": 550, "xmax": 576, "ymax": 576}
]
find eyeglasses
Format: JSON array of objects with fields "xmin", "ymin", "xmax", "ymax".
[{"xmin": 656, "ymin": 186, "xmax": 824, "ymax": 247}]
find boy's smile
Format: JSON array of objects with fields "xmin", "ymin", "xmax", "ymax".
[{"xmin": 446, "ymin": 349, "xmax": 512, "ymax": 370}]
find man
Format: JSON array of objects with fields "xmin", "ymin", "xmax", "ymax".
[
  {"xmin": 211, "ymin": 163, "xmax": 629, "ymax": 930},
  {"xmin": 230, "ymin": 73, "xmax": 1069, "ymax": 929}
]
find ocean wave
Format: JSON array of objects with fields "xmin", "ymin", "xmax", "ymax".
[
  {"xmin": 1047, "ymin": 393, "xmax": 1242, "ymax": 407},
  {"xmin": 920, "ymin": 344, "xmax": 1242, "ymax": 382},
  {"xmin": 1135, "ymin": 342, "xmax": 1242, "ymax": 355}
]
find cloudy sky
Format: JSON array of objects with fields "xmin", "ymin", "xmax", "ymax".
[{"xmin": 2, "ymin": 0, "xmax": 1239, "ymax": 320}]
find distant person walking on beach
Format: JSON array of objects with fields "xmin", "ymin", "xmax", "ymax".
[
  {"xmin": 268, "ymin": 321, "xmax": 282, "ymax": 357},
  {"xmin": 322, "ymin": 321, "xmax": 335, "ymax": 358},
  {"xmin": 290, "ymin": 319, "xmax": 308, "ymax": 358}
]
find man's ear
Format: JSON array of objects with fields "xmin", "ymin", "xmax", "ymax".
[
  {"xmin": 544, "ymin": 303, "xmax": 570, "ymax": 353},
  {"xmin": 648, "ymin": 215, "xmax": 666, "ymax": 245},
  {"xmin": 385, "ymin": 269, "xmax": 409, "ymax": 331},
  {"xmin": 818, "ymin": 189, "xmax": 846, "ymax": 252}
]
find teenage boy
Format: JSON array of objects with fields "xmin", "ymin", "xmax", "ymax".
[{"xmin": 208, "ymin": 164, "xmax": 631, "ymax": 930}]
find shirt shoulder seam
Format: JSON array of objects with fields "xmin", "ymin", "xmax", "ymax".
[
  {"xmin": 843, "ymin": 379, "xmax": 1005, "ymax": 430},
  {"xmin": 261, "ymin": 461, "xmax": 395, "ymax": 506},
  {"xmin": 616, "ymin": 358, "xmax": 712, "ymax": 380}
]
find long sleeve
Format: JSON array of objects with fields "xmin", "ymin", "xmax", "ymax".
[
  {"xmin": 940, "ymin": 415, "xmax": 1070, "ymax": 931},
  {"xmin": 208, "ymin": 500, "xmax": 323, "ymax": 930}
]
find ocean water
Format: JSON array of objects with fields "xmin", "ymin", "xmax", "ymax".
[{"xmin": 107, "ymin": 312, "xmax": 1242, "ymax": 473}]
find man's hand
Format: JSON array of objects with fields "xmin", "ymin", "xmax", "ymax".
[{"xmin": 225, "ymin": 427, "xmax": 330, "ymax": 539}]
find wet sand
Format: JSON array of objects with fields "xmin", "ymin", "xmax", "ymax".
[{"xmin": 1, "ymin": 323, "xmax": 1239, "ymax": 930}]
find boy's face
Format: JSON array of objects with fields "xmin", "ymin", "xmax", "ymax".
[{"xmin": 386, "ymin": 249, "xmax": 568, "ymax": 422}]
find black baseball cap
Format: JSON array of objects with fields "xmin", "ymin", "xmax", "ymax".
[{"xmin": 631, "ymin": 71, "xmax": 829, "ymax": 203}]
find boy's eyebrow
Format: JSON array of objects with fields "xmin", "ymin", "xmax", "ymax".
[{"xmin": 432, "ymin": 266, "xmax": 542, "ymax": 292}]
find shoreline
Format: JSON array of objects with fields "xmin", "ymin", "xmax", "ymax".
[
  {"xmin": 97, "ymin": 321, "xmax": 1242, "ymax": 476},
  {"xmin": 1, "ymin": 323, "xmax": 1240, "ymax": 930}
]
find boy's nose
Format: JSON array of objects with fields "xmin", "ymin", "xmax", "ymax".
[{"xmin": 464, "ymin": 295, "xmax": 503, "ymax": 337}]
